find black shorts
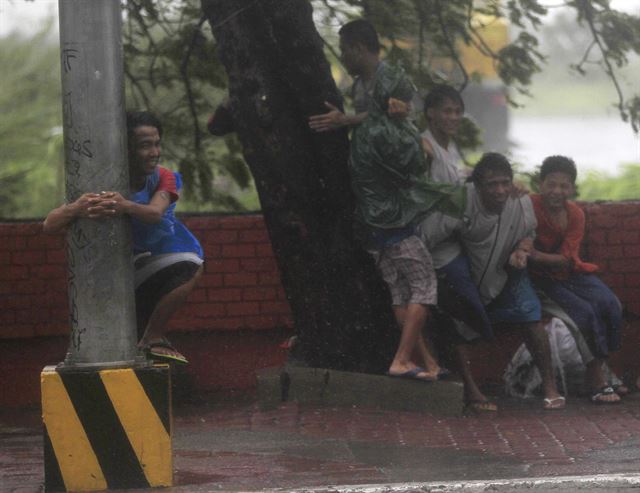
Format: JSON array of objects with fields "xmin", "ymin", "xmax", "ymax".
[{"xmin": 135, "ymin": 261, "xmax": 200, "ymax": 339}]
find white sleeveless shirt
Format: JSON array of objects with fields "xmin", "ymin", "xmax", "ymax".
[{"xmin": 421, "ymin": 129, "xmax": 464, "ymax": 185}]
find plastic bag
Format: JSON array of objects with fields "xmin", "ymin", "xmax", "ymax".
[{"xmin": 504, "ymin": 317, "xmax": 585, "ymax": 398}]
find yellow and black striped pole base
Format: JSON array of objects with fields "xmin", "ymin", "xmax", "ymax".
[{"xmin": 41, "ymin": 364, "xmax": 172, "ymax": 492}]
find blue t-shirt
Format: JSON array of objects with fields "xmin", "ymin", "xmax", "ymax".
[{"xmin": 130, "ymin": 167, "xmax": 203, "ymax": 259}]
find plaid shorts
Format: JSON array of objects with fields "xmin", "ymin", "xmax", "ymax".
[{"xmin": 370, "ymin": 235, "xmax": 437, "ymax": 306}]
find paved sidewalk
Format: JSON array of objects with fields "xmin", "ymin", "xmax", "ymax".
[{"xmin": 3, "ymin": 392, "xmax": 640, "ymax": 492}]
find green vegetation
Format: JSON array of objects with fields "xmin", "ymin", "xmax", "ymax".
[
  {"xmin": 1, "ymin": 1, "xmax": 639, "ymax": 219},
  {"xmin": 0, "ymin": 25, "xmax": 64, "ymax": 219},
  {"xmin": 578, "ymin": 164, "xmax": 640, "ymax": 201}
]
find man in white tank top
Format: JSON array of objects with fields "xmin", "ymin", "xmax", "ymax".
[{"xmin": 421, "ymin": 84, "xmax": 467, "ymax": 185}]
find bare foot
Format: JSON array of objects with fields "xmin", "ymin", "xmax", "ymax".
[{"xmin": 387, "ymin": 364, "xmax": 437, "ymax": 382}]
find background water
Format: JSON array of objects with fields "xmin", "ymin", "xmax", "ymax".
[{"xmin": 509, "ymin": 115, "xmax": 640, "ymax": 176}]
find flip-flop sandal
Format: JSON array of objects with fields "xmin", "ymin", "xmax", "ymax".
[
  {"xmin": 386, "ymin": 367, "xmax": 437, "ymax": 382},
  {"xmin": 543, "ymin": 396, "xmax": 566, "ymax": 410},
  {"xmin": 437, "ymin": 368, "xmax": 451, "ymax": 380},
  {"xmin": 463, "ymin": 400, "xmax": 498, "ymax": 414},
  {"xmin": 590, "ymin": 386, "xmax": 620, "ymax": 404},
  {"xmin": 144, "ymin": 340, "xmax": 189, "ymax": 365},
  {"xmin": 611, "ymin": 384, "xmax": 629, "ymax": 397}
]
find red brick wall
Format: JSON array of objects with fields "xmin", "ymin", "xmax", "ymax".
[
  {"xmin": 0, "ymin": 215, "xmax": 293, "ymax": 340},
  {"xmin": 1, "ymin": 203, "xmax": 640, "ymax": 406}
]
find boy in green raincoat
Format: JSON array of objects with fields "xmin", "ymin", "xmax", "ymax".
[{"xmin": 310, "ymin": 19, "xmax": 463, "ymax": 381}]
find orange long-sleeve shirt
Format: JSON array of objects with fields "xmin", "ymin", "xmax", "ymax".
[{"xmin": 530, "ymin": 193, "xmax": 599, "ymax": 280}]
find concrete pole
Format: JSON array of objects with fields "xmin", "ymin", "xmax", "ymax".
[{"xmin": 58, "ymin": 0, "xmax": 138, "ymax": 366}]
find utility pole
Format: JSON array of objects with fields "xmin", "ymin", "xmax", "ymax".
[
  {"xmin": 58, "ymin": 0, "xmax": 137, "ymax": 366},
  {"xmin": 42, "ymin": 2, "xmax": 172, "ymax": 490}
]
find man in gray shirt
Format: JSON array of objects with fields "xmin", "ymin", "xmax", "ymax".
[{"xmin": 420, "ymin": 153, "xmax": 565, "ymax": 410}]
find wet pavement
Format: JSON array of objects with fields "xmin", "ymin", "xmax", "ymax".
[{"xmin": 3, "ymin": 391, "xmax": 640, "ymax": 492}]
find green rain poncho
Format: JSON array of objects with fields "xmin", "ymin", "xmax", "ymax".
[{"xmin": 349, "ymin": 63, "xmax": 466, "ymax": 235}]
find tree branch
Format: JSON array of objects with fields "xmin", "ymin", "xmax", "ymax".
[{"xmin": 180, "ymin": 15, "xmax": 208, "ymax": 154}]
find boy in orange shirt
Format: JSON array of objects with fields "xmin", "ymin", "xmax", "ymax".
[{"xmin": 527, "ymin": 155, "xmax": 624, "ymax": 404}]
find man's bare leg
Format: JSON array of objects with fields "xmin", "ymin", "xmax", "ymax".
[
  {"xmin": 138, "ymin": 265, "xmax": 203, "ymax": 358},
  {"xmin": 392, "ymin": 305, "xmax": 440, "ymax": 378},
  {"xmin": 523, "ymin": 322, "xmax": 563, "ymax": 408},
  {"xmin": 454, "ymin": 343, "xmax": 495, "ymax": 410},
  {"xmin": 388, "ymin": 303, "xmax": 431, "ymax": 376}
]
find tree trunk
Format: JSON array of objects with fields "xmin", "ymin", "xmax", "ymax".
[{"xmin": 202, "ymin": 0, "xmax": 398, "ymax": 373}]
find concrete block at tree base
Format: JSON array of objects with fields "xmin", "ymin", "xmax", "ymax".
[{"xmin": 256, "ymin": 366, "xmax": 464, "ymax": 416}]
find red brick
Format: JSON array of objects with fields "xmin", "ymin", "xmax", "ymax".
[
  {"xmin": 255, "ymin": 243, "xmax": 276, "ymax": 257},
  {"xmin": 591, "ymin": 214, "xmax": 619, "ymax": 229},
  {"xmin": 208, "ymin": 288, "xmax": 243, "ymax": 302},
  {"xmin": 49, "ymin": 306, "xmax": 69, "ymax": 320},
  {"xmin": 177, "ymin": 316, "xmax": 246, "ymax": 331},
  {"xmin": 218, "ymin": 216, "xmax": 261, "ymax": 229},
  {"xmin": 221, "ymin": 244, "xmax": 256, "ymax": 258},
  {"xmin": 585, "ymin": 230, "xmax": 606, "ymax": 245},
  {"xmin": 625, "ymin": 274, "xmax": 640, "ymax": 287},
  {"xmin": 0, "ymin": 323, "xmax": 36, "ymax": 339},
  {"xmin": 190, "ymin": 303, "xmax": 226, "ymax": 318},
  {"xmin": 0, "ymin": 265, "xmax": 29, "ymax": 280},
  {"xmin": 258, "ymin": 272, "xmax": 281, "ymax": 286},
  {"xmin": 276, "ymin": 287, "xmax": 288, "ymax": 300},
  {"xmin": 260, "ymin": 301, "xmax": 292, "ymax": 315},
  {"xmin": 622, "ymin": 217, "xmax": 640, "ymax": 230},
  {"xmin": 188, "ymin": 288, "xmax": 207, "ymax": 303},
  {"xmin": 35, "ymin": 321, "xmax": 69, "ymax": 337},
  {"xmin": 46, "ymin": 250, "xmax": 67, "ymax": 264},
  {"xmin": 588, "ymin": 245, "xmax": 623, "ymax": 261},
  {"xmin": 202, "ymin": 244, "xmax": 221, "ymax": 258},
  {"xmin": 626, "ymin": 301, "xmax": 640, "ymax": 317},
  {"xmin": 240, "ymin": 258, "xmax": 279, "ymax": 272},
  {"xmin": 10, "ymin": 223, "xmax": 41, "ymax": 236},
  {"xmin": 12, "ymin": 251, "xmax": 46, "ymax": 265},
  {"xmin": 204, "ymin": 230, "xmax": 238, "ymax": 244},
  {"xmin": 224, "ymin": 272, "xmax": 258, "ymax": 287},
  {"xmin": 43, "ymin": 234, "xmax": 66, "ymax": 249},
  {"xmin": 623, "ymin": 245, "xmax": 640, "ymax": 258},
  {"xmin": 277, "ymin": 314, "xmax": 294, "ymax": 327},
  {"xmin": 243, "ymin": 287, "xmax": 278, "ymax": 301},
  {"xmin": 31, "ymin": 265, "xmax": 66, "ymax": 280},
  {"xmin": 180, "ymin": 217, "xmax": 214, "ymax": 229},
  {"xmin": 238, "ymin": 229, "xmax": 270, "ymax": 243},
  {"xmin": 40, "ymin": 290, "xmax": 69, "ymax": 307},
  {"xmin": 227, "ymin": 302, "xmax": 261, "ymax": 316},
  {"xmin": 0, "ymin": 236, "xmax": 26, "ymax": 250},
  {"xmin": 242, "ymin": 314, "xmax": 280, "ymax": 330},
  {"xmin": 26, "ymin": 236, "xmax": 49, "ymax": 250},
  {"xmin": 0, "ymin": 251, "xmax": 10, "ymax": 264},
  {"xmin": 198, "ymin": 273, "xmax": 224, "ymax": 288},
  {"xmin": 15, "ymin": 308, "xmax": 51, "ymax": 324},
  {"xmin": 206, "ymin": 259, "xmax": 241, "ymax": 273},
  {"xmin": 1, "ymin": 295, "xmax": 39, "ymax": 309},
  {"xmin": 599, "ymin": 273, "xmax": 625, "ymax": 288},
  {"xmin": 0, "ymin": 310, "xmax": 15, "ymax": 324},
  {"xmin": 608, "ymin": 230, "xmax": 638, "ymax": 245},
  {"xmin": 168, "ymin": 315, "xmax": 234, "ymax": 331},
  {"xmin": 611, "ymin": 203, "xmax": 640, "ymax": 217},
  {"xmin": 610, "ymin": 259, "xmax": 640, "ymax": 273}
]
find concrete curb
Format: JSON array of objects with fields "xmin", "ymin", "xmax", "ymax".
[{"xmin": 270, "ymin": 473, "xmax": 640, "ymax": 492}]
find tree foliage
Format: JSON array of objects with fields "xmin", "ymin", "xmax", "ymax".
[
  {"xmin": 1, "ymin": 0, "xmax": 639, "ymax": 219},
  {"xmin": 122, "ymin": 0, "xmax": 639, "ymax": 198}
]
